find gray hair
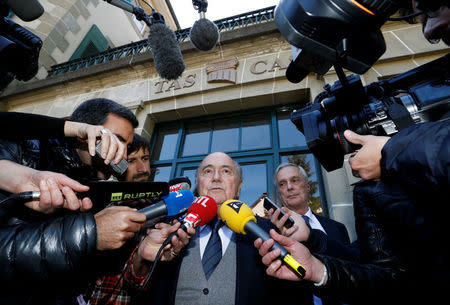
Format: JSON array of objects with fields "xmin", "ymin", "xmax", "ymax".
[{"xmin": 273, "ymin": 162, "xmax": 308, "ymax": 187}]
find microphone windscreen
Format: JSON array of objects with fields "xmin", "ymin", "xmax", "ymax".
[
  {"xmin": 5, "ymin": 0, "xmax": 44, "ymax": 21},
  {"xmin": 164, "ymin": 190, "xmax": 195, "ymax": 217},
  {"xmin": 149, "ymin": 23, "xmax": 185, "ymax": 80},
  {"xmin": 189, "ymin": 18, "xmax": 219, "ymax": 51},
  {"xmin": 169, "ymin": 176, "xmax": 192, "ymax": 187},
  {"xmin": 219, "ymin": 199, "xmax": 256, "ymax": 234},
  {"xmin": 187, "ymin": 195, "xmax": 217, "ymax": 227}
]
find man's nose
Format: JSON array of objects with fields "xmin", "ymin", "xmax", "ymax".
[
  {"xmin": 287, "ymin": 181, "xmax": 294, "ymax": 189},
  {"xmin": 212, "ymin": 169, "xmax": 221, "ymax": 180}
]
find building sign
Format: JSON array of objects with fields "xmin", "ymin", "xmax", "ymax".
[
  {"xmin": 153, "ymin": 53, "xmax": 290, "ymax": 94},
  {"xmin": 206, "ymin": 58, "xmax": 239, "ymax": 84}
]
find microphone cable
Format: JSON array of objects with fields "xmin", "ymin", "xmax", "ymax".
[{"xmin": 0, "ymin": 191, "xmax": 40, "ymax": 207}]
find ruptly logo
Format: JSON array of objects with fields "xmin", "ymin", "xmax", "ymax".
[{"xmin": 110, "ymin": 191, "xmax": 164, "ymax": 202}]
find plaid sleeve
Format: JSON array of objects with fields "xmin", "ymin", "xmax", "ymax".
[{"xmin": 86, "ymin": 243, "xmax": 148, "ymax": 305}]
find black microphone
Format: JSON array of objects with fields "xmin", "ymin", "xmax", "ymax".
[
  {"xmin": 148, "ymin": 12, "xmax": 185, "ymax": 80},
  {"xmin": 285, "ymin": 46, "xmax": 333, "ymax": 83},
  {"xmin": 3, "ymin": 0, "xmax": 44, "ymax": 22},
  {"xmin": 190, "ymin": 18, "xmax": 219, "ymax": 52},
  {"xmin": 190, "ymin": 0, "xmax": 219, "ymax": 52},
  {"xmin": 168, "ymin": 176, "xmax": 192, "ymax": 192},
  {"xmin": 104, "ymin": 0, "xmax": 185, "ymax": 80}
]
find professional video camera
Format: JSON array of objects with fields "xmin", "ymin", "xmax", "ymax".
[
  {"xmin": 275, "ymin": 0, "xmax": 450, "ymax": 171},
  {"xmin": 0, "ymin": 0, "xmax": 44, "ymax": 91}
]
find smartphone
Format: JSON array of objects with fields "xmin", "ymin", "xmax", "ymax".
[
  {"xmin": 95, "ymin": 141, "xmax": 129, "ymax": 175},
  {"xmin": 263, "ymin": 197, "xmax": 294, "ymax": 229}
]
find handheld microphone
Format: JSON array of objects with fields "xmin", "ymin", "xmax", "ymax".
[
  {"xmin": 220, "ymin": 199, "xmax": 306, "ymax": 278},
  {"xmin": 3, "ymin": 0, "xmax": 44, "ymax": 22},
  {"xmin": 138, "ymin": 190, "xmax": 194, "ymax": 220},
  {"xmin": 161, "ymin": 195, "xmax": 217, "ymax": 247},
  {"xmin": 169, "ymin": 176, "xmax": 192, "ymax": 192}
]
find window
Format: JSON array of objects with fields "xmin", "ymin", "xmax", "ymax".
[
  {"xmin": 70, "ymin": 25, "xmax": 109, "ymax": 60},
  {"xmin": 150, "ymin": 105, "xmax": 326, "ymax": 214}
]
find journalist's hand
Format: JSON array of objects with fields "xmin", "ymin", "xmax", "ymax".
[
  {"xmin": 94, "ymin": 206, "xmax": 146, "ymax": 250},
  {"xmin": 344, "ymin": 130, "xmax": 389, "ymax": 180},
  {"xmin": 268, "ymin": 208, "xmax": 310, "ymax": 242},
  {"xmin": 64, "ymin": 121, "xmax": 126, "ymax": 165},
  {"xmin": 133, "ymin": 221, "xmax": 195, "ymax": 276},
  {"xmin": 26, "ymin": 170, "xmax": 92, "ymax": 213},
  {"xmin": 254, "ymin": 229, "xmax": 325, "ymax": 283}
]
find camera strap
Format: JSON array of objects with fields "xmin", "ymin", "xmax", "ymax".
[{"xmin": 386, "ymin": 101, "xmax": 415, "ymax": 131}]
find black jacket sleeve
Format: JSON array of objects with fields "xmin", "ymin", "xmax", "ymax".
[
  {"xmin": 0, "ymin": 212, "xmax": 97, "ymax": 282},
  {"xmin": 0, "ymin": 112, "xmax": 67, "ymax": 140},
  {"xmin": 381, "ymin": 121, "xmax": 449, "ymax": 192}
]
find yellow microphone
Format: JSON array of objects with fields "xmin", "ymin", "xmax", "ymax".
[{"xmin": 220, "ymin": 199, "xmax": 306, "ymax": 278}]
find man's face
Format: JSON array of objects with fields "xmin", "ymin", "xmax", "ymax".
[
  {"xmin": 276, "ymin": 166, "xmax": 310, "ymax": 213},
  {"xmin": 414, "ymin": 1, "xmax": 450, "ymax": 45},
  {"xmin": 124, "ymin": 147, "xmax": 150, "ymax": 182},
  {"xmin": 196, "ymin": 152, "xmax": 242, "ymax": 210}
]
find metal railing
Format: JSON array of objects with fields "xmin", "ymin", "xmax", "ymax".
[{"xmin": 47, "ymin": 6, "xmax": 275, "ymax": 77}]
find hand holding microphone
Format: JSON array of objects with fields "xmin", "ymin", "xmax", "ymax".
[
  {"xmin": 220, "ymin": 199, "xmax": 307, "ymax": 279},
  {"xmin": 133, "ymin": 195, "xmax": 217, "ymax": 277}
]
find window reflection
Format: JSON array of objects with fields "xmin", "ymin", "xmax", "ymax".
[
  {"xmin": 152, "ymin": 123, "xmax": 179, "ymax": 161},
  {"xmin": 241, "ymin": 113, "xmax": 270, "ymax": 150},
  {"xmin": 211, "ymin": 118, "xmax": 239, "ymax": 152},
  {"xmin": 181, "ymin": 168, "xmax": 198, "ymax": 195},
  {"xmin": 182, "ymin": 121, "xmax": 210, "ymax": 156},
  {"xmin": 150, "ymin": 165, "xmax": 172, "ymax": 182},
  {"xmin": 239, "ymin": 162, "xmax": 267, "ymax": 207},
  {"xmin": 280, "ymin": 154, "xmax": 322, "ymax": 214},
  {"xmin": 277, "ymin": 111, "xmax": 307, "ymax": 148}
]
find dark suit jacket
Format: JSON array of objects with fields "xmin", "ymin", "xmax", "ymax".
[
  {"xmin": 315, "ymin": 214, "xmax": 350, "ymax": 244},
  {"xmin": 135, "ymin": 217, "xmax": 313, "ymax": 305}
]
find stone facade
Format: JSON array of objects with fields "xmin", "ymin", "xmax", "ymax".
[{"xmin": 0, "ymin": 18, "xmax": 448, "ymax": 240}]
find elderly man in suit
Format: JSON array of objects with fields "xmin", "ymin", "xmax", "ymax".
[
  {"xmin": 129, "ymin": 152, "xmax": 312, "ymax": 305},
  {"xmin": 269, "ymin": 163, "xmax": 352, "ymax": 305}
]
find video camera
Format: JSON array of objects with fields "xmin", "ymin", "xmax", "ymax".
[
  {"xmin": 275, "ymin": 0, "xmax": 449, "ymax": 171},
  {"xmin": 0, "ymin": 0, "xmax": 44, "ymax": 90}
]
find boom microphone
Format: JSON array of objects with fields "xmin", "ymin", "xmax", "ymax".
[
  {"xmin": 148, "ymin": 12, "xmax": 185, "ymax": 80},
  {"xmin": 3, "ymin": 0, "xmax": 44, "ymax": 22},
  {"xmin": 220, "ymin": 199, "xmax": 306, "ymax": 278},
  {"xmin": 138, "ymin": 189, "xmax": 194, "ymax": 220},
  {"xmin": 104, "ymin": 0, "xmax": 185, "ymax": 80},
  {"xmin": 190, "ymin": 0, "xmax": 219, "ymax": 51},
  {"xmin": 190, "ymin": 18, "xmax": 219, "ymax": 51}
]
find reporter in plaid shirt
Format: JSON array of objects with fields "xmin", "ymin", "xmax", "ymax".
[{"xmin": 83, "ymin": 134, "xmax": 195, "ymax": 305}]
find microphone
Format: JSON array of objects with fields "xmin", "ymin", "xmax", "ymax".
[
  {"xmin": 189, "ymin": 0, "xmax": 219, "ymax": 51},
  {"xmin": 190, "ymin": 18, "xmax": 219, "ymax": 52},
  {"xmin": 148, "ymin": 12, "xmax": 185, "ymax": 80},
  {"xmin": 104, "ymin": 0, "xmax": 185, "ymax": 80},
  {"xmin": 219, "ymin": 199, "xmax": 306, "ymax": 278},
  {"xmin": 3, "ymin": 0, "xmax": 44, "ymax": 22},
  {"xmin": 138, "ymin": 189, "xmax": 194, "ymax": 220},
  {"xmin": 179, "ymin": 195, "xmax": 217, "ymax": 230},
  {"xmin": 169, "ymin": 176, "xmax": 192, "ymax": 192},
  {"xmin": 161, "ymin": 195, "xmax": 217, "ymax": 247}
]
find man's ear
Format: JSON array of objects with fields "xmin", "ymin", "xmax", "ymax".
[
  {"xmin": 306, "ymin": 182, "xmax": 311, "ymax": 193},
  {"xmin": 235, "ymin": 181, "xmax": 243, "ymax": 199}
]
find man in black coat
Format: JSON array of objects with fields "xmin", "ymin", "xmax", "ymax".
[{"xmin": 0, "ymin": 98, "xmax": 147, "ymax": 304}]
